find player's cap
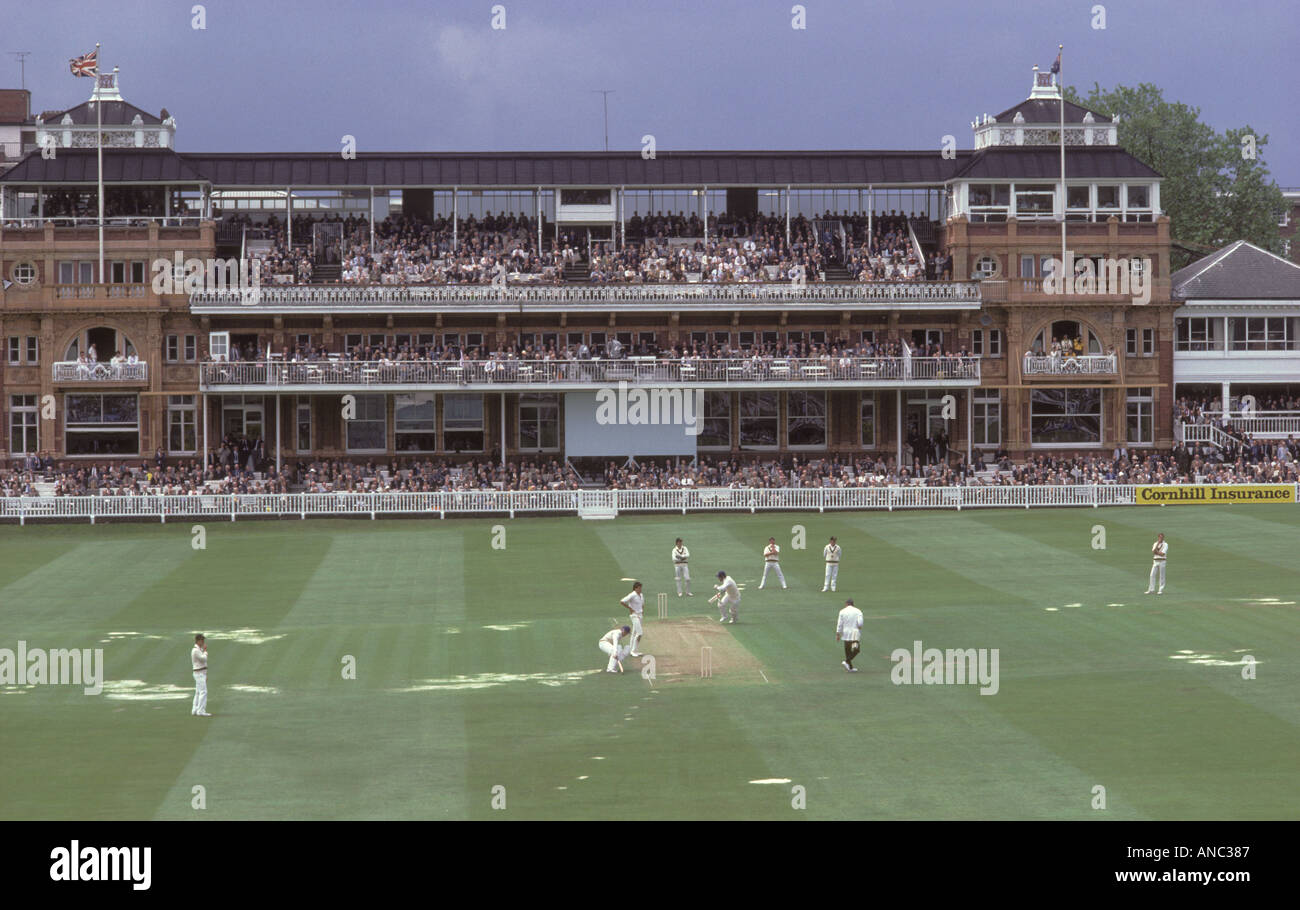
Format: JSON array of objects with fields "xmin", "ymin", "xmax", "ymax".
[
  {"xmin": 621, "ymin": 626, "xmax": 631, "ymax": 635},
  {"xmin": 845, "ymin": 598, "xmax": 854, "ymax": 606},
  {"xmin": 194, "ymin": 633, "xmax": 205, "ymax": 642},
  {"xmin": 717, "ymin": 570, "xmax": 726, "ymax": 579},
  {"xmin": 675, "ymin": 538, "xmax": 683, "ymax": 544}
]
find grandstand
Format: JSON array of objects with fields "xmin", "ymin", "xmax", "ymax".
[{"xmin": 1, "ymin": 65, "xmax": 1297, "ymax": 503}]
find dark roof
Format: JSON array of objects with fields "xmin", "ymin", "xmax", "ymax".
[
  {"xmin": 0, "ymin": 149, "xmax": 207, "ymax": 183},
  {"xmin": 0, "ymin": 146, "xmax": 1163, "ymax": 187},
  {"xmin": 177, "ymin": 150, "xmax": 973, "ymax": 187},
  {"xmin": 39, "ymin": 99, "xmax": 163, "ymax": 126},
  {"xmin": 993, "ymin": 98, "xmax": 1111, "ymax": 124},
  {"xmin": 953, "ymin": 147, "xmax": 1161, "ymax": 180},
  {"xmin": 1171, "ymin": 240, "xmax": 1300, "ymax": 300}
]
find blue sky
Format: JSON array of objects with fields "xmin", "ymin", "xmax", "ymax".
[{"xmin": 11, "ymin": 0, "xmax": 1299, "ymax": 183}]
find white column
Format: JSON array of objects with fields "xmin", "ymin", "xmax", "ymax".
[
  {"xmin": 967, "ymin": 390, "xmax": 973, "ymax": 466},
  {"xmin": 286, "ymin": 186, "xmax": 292, "ymax": 247},
  {"xmin": 702, "ymin": 185, "xmax": 708, "ymax": 244},
  {"xmin": 1221, "ymin": 381, "xmax": 1231, "ymax": 413},
  {"xmin": 275, "ymin": 394, "xmax": 281, "ymax": 474},
  {"xmin": 202, "ymin": 393, "xmax": 209, "ymax": 475},
  {"xmin": 369, "ymin": 186, "xmax": 375, "ymax": 251},
  {"xmin": 896, "ymin": 389, "xmax": 903, "ymax": 467},
  {"xmin": 452, "ymin": 187, "xmax": 458, "ymax": 251},
  {"xmin": 785, "ymin": 184, "xmax": 791, "ymax": 245},
  {"xmin": 500, "ymin": 392, "xmax": 506, "ymax": 468}
]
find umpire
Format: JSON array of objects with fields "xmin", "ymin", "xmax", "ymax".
[{"xmin": 836, "ymin": 598, "xmax": 864, "ymax": 672}]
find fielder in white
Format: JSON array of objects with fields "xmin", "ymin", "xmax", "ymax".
[
  {"xmin": 621, "ymin": 581, "xmax": 645, "ymax": 657},
  {"xmin": 191, "ymin": 633, "xmax": 211, "ymax": 716},
  {"xmin": 822, "ymin": 537, "xmax": 841, "ymax": 592},
  {"xmin": 759, "ymin": 537, "xmax": 787, "ymax": 590},
  {"xmin": 1145, "ymin": 532, "xmax": 1168, "ymax": 595},
  {"xmin": 672, "ymin": 538, "xmax": 692, "ymax": 597},
  {"xmin": 836, "ymin": 598, "xmax": 863, "ymax": 672},
  {"xmin": 598, "ymin": 625, "xmax": 632, "ymax": 673},
  {"xmin": 713, "ymin": 570, "xmax": 740, "ymax": 623}
]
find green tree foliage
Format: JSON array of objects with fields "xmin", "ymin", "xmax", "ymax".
[{"xmin": 1063, "ymin": 83, "xmax": 1286, "ymax": 269}]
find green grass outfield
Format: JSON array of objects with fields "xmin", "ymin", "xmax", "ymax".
[{"xmin": 1, "ymin": 505, "xmax": 1298, "ymax": 820}]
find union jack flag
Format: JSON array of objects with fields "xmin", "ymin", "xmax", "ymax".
[{"xmin": 69, "ymin": 50, "xmax": 97, "ymax": 77}]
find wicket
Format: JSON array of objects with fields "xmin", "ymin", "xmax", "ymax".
[
  {"xmin": 700, "ymin": 646, "xmax": 713, "ymax": 678},
  {"xmin": 657, "ymin": 592, "xmax": 668, "ymax": 618}
]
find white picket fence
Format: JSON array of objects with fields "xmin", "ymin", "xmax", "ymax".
[{"xmin": 2, "ymin": 483, "xmax": 1296, "ymax": 524}]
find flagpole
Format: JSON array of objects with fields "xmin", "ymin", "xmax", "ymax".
[
  {"xmin": 1058, "ymin": 44, "xmax": 1066, "ymax": 272},
  {"xmin": 95, "ymin": 43, "xmax": 104, "ymax": 283}
]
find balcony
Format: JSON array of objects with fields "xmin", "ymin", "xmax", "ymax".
[
  {"xmin": 199, "ymin": 356, "xmax": 980, "ymax": 392},
  {"xmin": 53, "ymin": 361, "xmax": 149, "ymax": 383},
  {"xmin": 1021, "ymin": 354, "xmax": 1117, "ymax": 377},
  {"xmin": 188, "ymin": 280, "xmax": 983, "ymax": 314}
]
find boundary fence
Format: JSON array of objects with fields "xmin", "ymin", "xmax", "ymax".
[{"xmin": 2, "ymin": 483, "xmax": 1296, "ymax": 524}]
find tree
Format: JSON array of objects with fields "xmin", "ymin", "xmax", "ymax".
[{"xmin": 1063, "ymin": 82, "xmax": 1287, "ymax": 269}]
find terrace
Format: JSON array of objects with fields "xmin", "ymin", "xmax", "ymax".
[{"xmin": 198, "ymin": 355, "xmax": 981, "ymax": 392}]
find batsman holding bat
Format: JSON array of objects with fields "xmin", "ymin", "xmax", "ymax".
[{"xmin": 713, "ymin": 570, "xmax": 741, "ymax": 624}]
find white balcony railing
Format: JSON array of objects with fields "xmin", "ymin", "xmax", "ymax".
[
  {"xmin": 1022, "ymin": 354, "xmax": 1117, "ymax": 376},
  {"xmin": 199, "ymin": 356, "xmax": 981, "ymax": 389},
  {"xmin": 189, "ymin": 280, "xmax": 983, "ymax": 312},
  {"xmin": 52, "ymin": 361, "xmax": 149, "ymax": 382},
  {"xmin": 2, "ymin": 484, "xmax": 1296, "ymax": 526}
]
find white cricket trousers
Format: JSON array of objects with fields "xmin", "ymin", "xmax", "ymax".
[
  {"xmin": 629, "ymin": 614, "xmax": 643, "ymax": 653},
  {"xmin": 823, "ymin": 564, "xmax": 839, "ymax": 591},
  {"xmin": 192, "ymin": 670, "xmax": 207, "ymax": 714},
  {"xmin": 718, "ymin": 595, "xmax": 739, "ymax": 621},
  {"xmin": 760, "ymin": 562, "xmax": 786, "ymax": 588},
  {"xmin": 599, "ymin": 641, "xmax": 626, "ymax": 672},
  {"xmin": 675, "ymin": 564, "xmax": 691, "ymax": 595},
  {"xmin": 1149, "ymin": 561, "xmax": 1166, "ymax": 592}
]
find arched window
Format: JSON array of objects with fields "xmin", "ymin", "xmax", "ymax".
[{"xmin": 64, "ymin": 326, "xmax": 137, "ymax": 362}]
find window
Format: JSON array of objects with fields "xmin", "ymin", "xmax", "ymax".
[
  {"xmin": 10, "ymin": 395, "xmax": 38, "ymax": 454},
  {"xmin": 973, "ymin": 390, "xmax": 1001, "ymax": 447},
  {"xmin": 1015, "ymin": 184, "xmax": 1056, "ymax": 218},
  {"xmin": 1020, "ymin": 255, "xmax": 1036, "ymax": 278},
  {"xmin": 518, "ymin": 333, "xmax": 535, "ymax": 349},
  {"xmin": 1126, "ymin": 387, "xmax": 1153, "ymax": 445},
  {"xmin": 345, "ymin": 333, "xmax": 363, "ymax": 354},
  {"xmin": 787, "ymin": 331, "xmax": 804, "ymax": 348},
  {"xmin": 130, "ymin": 261, "xmax": 146, "ymax": 284},
  {"xmin": 1175, "ymin": 317, "xmax": 1223, "ymax": 352},
  {"xmin": 443, "ymin": 393, "xmax": 484, "ymax": 452},
  {"xmin": 110, "ymin": 261, "xmax": 127, "ymax": 284},
  {"xmin": 58, "ymin": 262, "xmax": 75, "ymax": 284},
  {"xmin": 1142, "ymin": 328, "xmax": 1154, "ymax": 356},
  {"xmin": 79, "ymin": 262, "xmax": 94, "ymax": 284},
  {"xmin": 567, "ymin": 332, "xmax": 585, "ymax": 350},
  {"xmin": 972, "ymin": 329, "xmax": 1001, "ymax": 357},
  {"xmin": 518, "ymin": 393, "xmax": 559, "ymax": 451},
  {"xmin": 987, "ymin": 329, "xmax": 1001, "ymax": 356},
  {"xmin": 465, "ymin": 332, "xmax": 484, "ymax": 351},
  {"xmin": 345, "ymin": 394, "xmax": 387, "ymax": 452},
  {"xmin": 1066, "ymin": 185, "xmax": 1091, "ymax": 212},
  {"xmin": 860, "ymin": 394, "xmax": 875, "ymax": 447},
  {"xmin": 739, "ymin": 391, "xmax": 779, "ymax": 449},
  {"xmin": 859, "ymin": 330, "xmax": 875, "ymax": 345},
  {"xmin": 296, "ymin": 401, "xmax": 311, "ymax": 453},
  {"xmin": 7, "ymin": 337, "xmax": 19, "ymax": 365},
  {"xmin": 1097, "ymin": 185, "xmax": 1120, "ymax": 210},
  {"xmin": 1030, "ymin": 388, "xmax": 1102, "ymax": 445},
  {"xmin": 786, "ymin": 391, "xmax": 826, "ymax": 448},
  {"xmin": 184, "ymin": 335, "xmax": 196, "ymax": 361},
  {"xmin": 395, "ymin": 392, "xmax": 437, "ymax": 452},
  {"xmin": 738, "ymin": 331, "xmax": 755, "ymax": 349},
  {"xmin": 167, "ymin": 395, "xmax": 197, "ymax": 454},
  {"xmin": 366, "ymin": 334, "xmax": 386, "ymax": 349},
  {"xmin": 166, "ymin": 335, "xmax": 180, "ymax": 362},
  {"xmin": 65, "ymin": 393, "xmax": 139, "ymax": 455},
  {"xmin": 559, "ymin": 188, "xmax": 611, "ymax": 206},
  {"xmin": 1228, "ymin": 316, "xmax": 1299, "ymax": 351},
  {"xmin": 26, "ymin": 337, "xmax": 38, "ymax": 364},
  {"xmin": 698, "ymin": 392, "xmax": 731, "ymax": 449},
  {"xmin": 12, "ymin": 261, "xmax": 37, "ymax": 286},
  {"xmin": 973, "ymin": 255, "xmax": 999, "ymax": 279},
  {"xmin": 968, "ymin": 183, "xmax": 1010, "ymax": 222},
  {"xmin": 1125, "ymin": 328, "xmax": 1137, "ymax": 356}
]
